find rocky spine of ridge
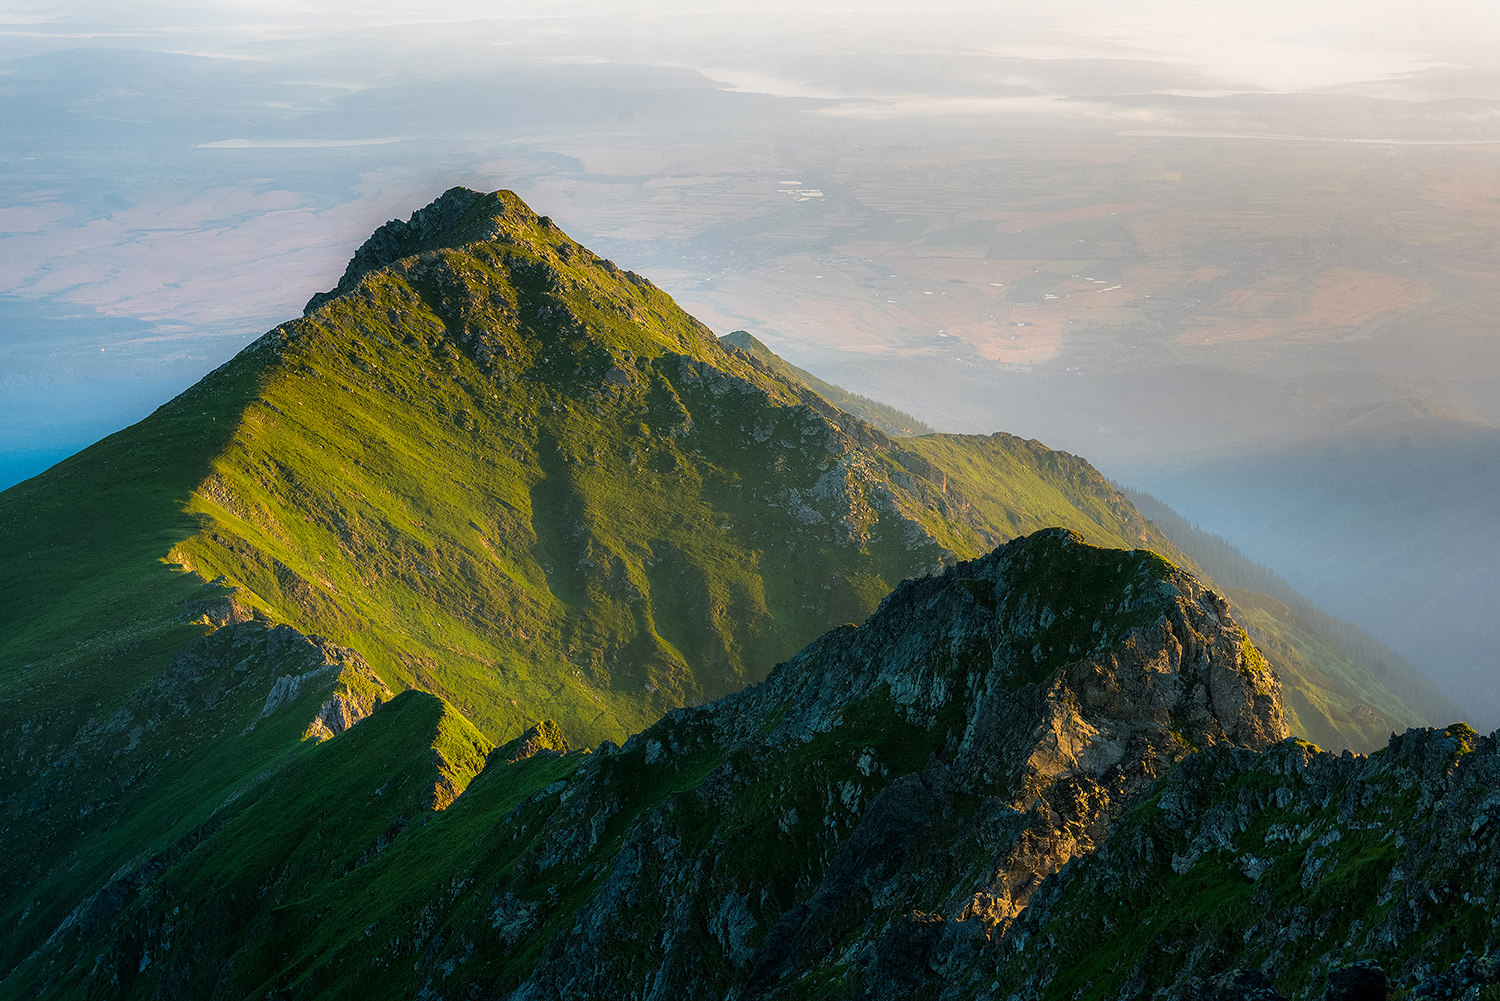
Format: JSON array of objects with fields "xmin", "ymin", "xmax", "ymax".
[
  {"xmin": 489, "ymin": 529, "xmax": 1286, "ymax": 999},
  {"xmin": 4, "ymin": 530, "xmax": 1284, "ymax": 1001}
]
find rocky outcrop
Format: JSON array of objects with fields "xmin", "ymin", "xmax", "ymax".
[
  {"xmin": 305, "ymin": 187, "xmax": 492, "ymax": 313},
  {"xmin": 488, "ymin": 528, "xmax": 1285, "ymax": 999},
  {"xmin": 302, "ymin": 658, "xmax": 392, "ymax": 741},
  {"xmin": 499, "ymin": 719, "xmax": 570, "ymax": 763},
  {"xmin": 992, "ymin": 722, "xmax": 1500, "ymax": 1000}
]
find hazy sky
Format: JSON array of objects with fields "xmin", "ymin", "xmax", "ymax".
[
  {"xmin": 4, "ymin": 1, "xmax": 1499, "ymax": 101},
  {"xmin": 4, "ymin": 1, "xmax": 1498, "ymax": 468},
  {"xmin": 3, "ymin": 0, "xmax": 1499, "ymax": 481}
]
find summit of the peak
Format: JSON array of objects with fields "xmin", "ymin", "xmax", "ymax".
[{"xmin": 304, "ymin": 187, "xmax": 544, "ymax": 314}]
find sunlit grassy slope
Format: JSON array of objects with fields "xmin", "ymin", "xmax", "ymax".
[{"xmin": 33, "ymin": 188, "xmax": 1167, "ymax": 748}]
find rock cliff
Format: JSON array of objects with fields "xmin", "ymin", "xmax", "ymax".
[
  {"xmin": 496, "ymin": 528, "xmax": 1285, "ymax": 1000},
  {"xmin": 992, "ymin": 721, "xmax": 1500, "ymax": 1000}
]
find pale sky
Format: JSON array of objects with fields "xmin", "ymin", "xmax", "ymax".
[{"xmin": 4, "ymin": 1, "xmax": 1499, "ymax": 101}]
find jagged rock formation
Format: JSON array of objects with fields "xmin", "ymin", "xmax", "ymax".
[
  {"xmin": 993, "ymin": 722, "xmax": 1500, "ymax": 1000},
  {"xmin": 303, "ymin": 186, "xmax": 510, "ymax": 314},
  {"xmin": 500, "ymin": 529, "xmax": 1285, "ymax": 1000},
  {"xmin": 1121, "ymin": 485, "xmax": 1460, "ymax": 752}
]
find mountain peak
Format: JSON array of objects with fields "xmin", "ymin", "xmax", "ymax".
[
  {"xmin": 287, "ymin": 185, "xmax": 727, "ymax": 377},
  {"xmin": 303, "ymin": 187, "xmax": 642, "ymax": 317}
]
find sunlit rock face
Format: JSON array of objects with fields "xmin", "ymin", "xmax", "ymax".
[{"xmin": 495, "ymin": 527, "xmax": 1285, "ymax": 1000}]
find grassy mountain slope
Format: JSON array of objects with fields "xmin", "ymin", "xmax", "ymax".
[
  {"xmin": 2, "ymin": 187, "xmax": 1174, "ymax": 749},
  {"xmin": 6, "ymin": 526, "xmax": 1490, "ymax": 1001},
  {"xmin": 721, "ymin": 329, "xmax": 934, "ymax": 436},
  {"xmin": 1121, "ymin": 485, "xmax": 1458, "ymax": 751},
  {"xmin": 0, "ymin": 185, "xmax": 1471, "ymax": 995},
  {"xmin": 0, "ymin": 188, "xmax": 1189, "ymax": 975}
]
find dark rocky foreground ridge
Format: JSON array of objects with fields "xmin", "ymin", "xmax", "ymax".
[{"xmin": 14, "ymin": 530, "xmax": 1497, "ymax": 1001}]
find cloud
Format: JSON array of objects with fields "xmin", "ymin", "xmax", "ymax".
[{"xmin": 196, "ymin": 136, "xmax": 405, "ymax": 147}]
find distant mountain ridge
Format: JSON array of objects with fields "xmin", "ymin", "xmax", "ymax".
[
  {"xmin": 1121, "ymin": 485, "xmax": 1459, "ymax": 749},
  {"xmin": 721, "ymin": 329, "xmax": 934, "ymax": 437}
]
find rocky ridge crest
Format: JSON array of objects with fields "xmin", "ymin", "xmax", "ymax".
[{"xmin": 496, "ymin": 528, "xmax": 1286, "ymax": 999}]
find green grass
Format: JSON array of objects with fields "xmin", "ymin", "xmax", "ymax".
[{"xmin": 1225, "ymin": 587, "xmax": 1428, "ymax": 751}]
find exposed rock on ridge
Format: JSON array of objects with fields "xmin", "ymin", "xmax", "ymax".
[
  {"xmin": 2, "ymin": 530, "xmax": 1285, "ymax": 1001},
  {"xmin": 993, "ymin": 721, "xmax": 1500, "ymax": 1000},
  {"xmin": 305, "ymin": 187, "xmax": 500, "ymax": 314},
  {"xmin": 496, "ymin": 528, "xmax": 1286, "ymax": 999}
]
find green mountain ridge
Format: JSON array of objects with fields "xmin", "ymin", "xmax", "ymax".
[
  {"xmin": 0, "ymin": 187, "xmax": 1189, "ymax": 975},
  {"xmin": 0, "ymin": 186, "xmax": 1466, "ymax": 996}
]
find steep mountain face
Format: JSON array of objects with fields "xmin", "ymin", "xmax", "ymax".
[
  {"xmin": 131, "ymin": 186, "xmax": 1176, "ymax": 747},
  {"xmin": 1, "ymin": 530, "xmax": 1287, "ymax": 1000},
  {"xmin": 0, "ymin": 187, "xmax": 1190, "ymax": 980}
]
